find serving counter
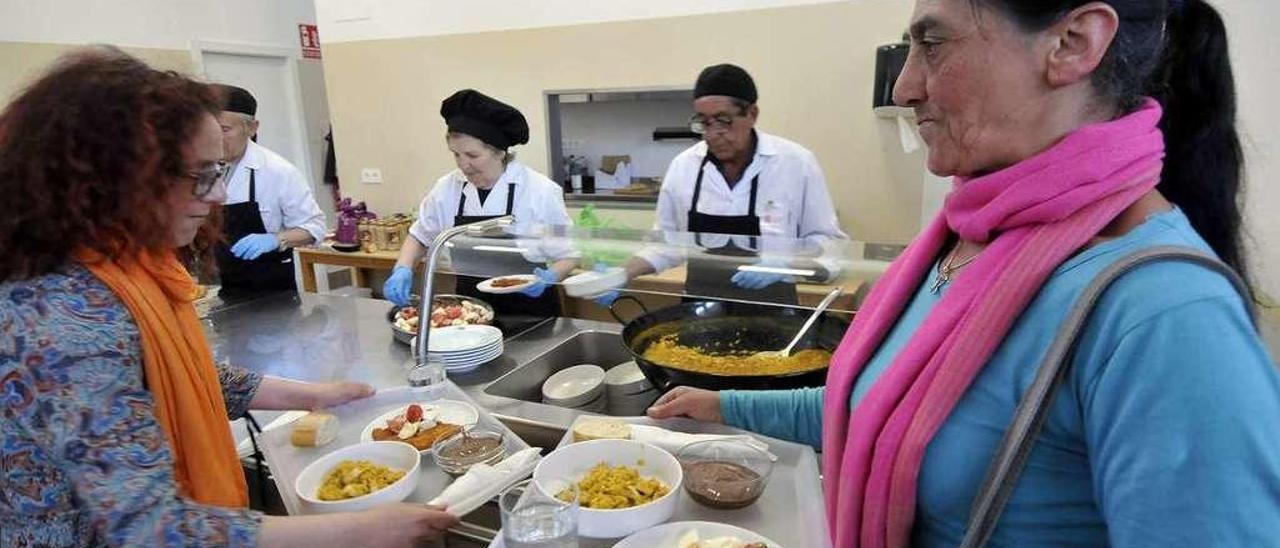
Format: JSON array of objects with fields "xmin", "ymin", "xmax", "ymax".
[{"xmin": 206, "ymin": 292, "xmax": 832, "ymax": 547}]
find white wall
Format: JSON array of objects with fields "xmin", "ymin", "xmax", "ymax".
[
  {"xmin": 0, "ymin": 0, "xmax": 317, "ymax": 49},
  {"xmin": 313, "ymin": 0, "xmax": 844, "ymax": 42},
  {"xmin": 561, "ymin": 98, "xmax": 695, "ymax": 178}
]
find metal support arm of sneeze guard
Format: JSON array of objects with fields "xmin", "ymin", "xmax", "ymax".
[{"xmin": 412, "ymin": 215, "xmax": 515, "ymax": 365}]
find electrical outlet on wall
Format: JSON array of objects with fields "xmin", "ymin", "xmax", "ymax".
[
  {"xmin": 561, "ymin": 139, "xmax": 583, "ymax": 150},
  {"xmin": 360, "ymin": 168, "xmax": 383, "ymax": 184}
]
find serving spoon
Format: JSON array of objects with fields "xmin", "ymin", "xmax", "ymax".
[{"xmin": 754, "ymin": 287, "xmax": 843, "ymax": 359}]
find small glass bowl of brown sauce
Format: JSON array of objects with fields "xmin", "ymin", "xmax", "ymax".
[
  {"xmin": 676, "ymin": 439, "xmax": 773, "ymax": 510},
  {"xmin": 431, "ymin": 429, "xmax": 506, "ymax": 476}
]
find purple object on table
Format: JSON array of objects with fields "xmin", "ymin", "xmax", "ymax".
[{"xmin": 335, "ymin": 198, "xmax": 376, "ymax": 244}]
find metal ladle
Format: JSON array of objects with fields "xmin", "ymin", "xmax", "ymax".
[{"xmin": 754, "ymin": 287, "xmax": 843, "ymax": 359}]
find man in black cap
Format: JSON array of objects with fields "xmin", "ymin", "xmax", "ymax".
[
  {"xmin": 383, "ymin": 89, "xmax": 575, "ymax": 319},
  {"xmin": 586, "ymin": 63, "xmax": 848, "ymax": 305},
  {"xmin": 214, "ymin": 84, "xmax": 326, "ymax": 297}
]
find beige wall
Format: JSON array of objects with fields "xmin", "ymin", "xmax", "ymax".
[
  {"xmin": 0, "ymin": 41, "xmax": 195, "ymax": 104},
  {"xmin": 1220, "ymin": 0, "xmax": 1280, "ymax": 304},
  {"xmin": 321, "ymin": 0, "xmax": 919, "ymax": 244}
]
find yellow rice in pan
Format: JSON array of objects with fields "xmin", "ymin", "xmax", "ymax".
[{"xmin": 642, "ymin": 334, "xmax": 832, "ymax": 376}]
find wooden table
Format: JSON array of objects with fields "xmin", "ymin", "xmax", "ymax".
[
  {"xmin": 296, "ymin": 246, "xmax": 402, "ymax": 293},
  {"xmin": 296, "ymin": 246, "xmax": 864, "ymax": 315}
]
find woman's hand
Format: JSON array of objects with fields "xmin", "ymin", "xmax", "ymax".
[
  {"xmin": 354, "ymin": 504, "xmax": 459, "ymax": 546},
  {"xmin": 261, "ymin": 504, "xmax": 459, "ymax": 547},
  {"xmin": 646, "ymin": 386, "xmax": 723, "ymax": 423},
  {"xmin": 309, "ymin": 381, "xmax": 375, "ymax": 410}
]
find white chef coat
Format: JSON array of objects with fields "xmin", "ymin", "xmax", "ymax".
[
  {"xmin": 636, "ymin": 131, "xmax": 849, "ymax": 273},
  {"xmin": 409, "ymin": 161, "xmax": 574, "ymax": 264},
  {"xmin": 222, "ymin": 140, "xmax": 327, "ymax": 244}
]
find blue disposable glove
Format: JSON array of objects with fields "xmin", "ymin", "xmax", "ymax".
[
  {"xmin": 230, "ymin": 233, "xmax": 280, "ymax": 260},
  {"xmin": 593, "ymin": 290, "xmax": 621, "ymax": 307},
  {"xmin": 731, "ymin": 261, "xmax": 791, "ymax": 290},
  {"xmin": 520, "ymin": 267, "xmax": 558, "ymax": 297},
  {"xmin": 383, "ymin": 265, "xmax": 414, "ymax": 306},
  {"xmin": 588, "ymin": 263, "xmax": 624, "ymax": 306}
]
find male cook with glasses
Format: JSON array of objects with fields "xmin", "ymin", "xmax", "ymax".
[
  {"xmin": 213, "ymin": 85, "xmax": 326, "ymax": 297},
  {"xmin": 596, "ymin": 63, "xmax": 847, "ymax": 305}
]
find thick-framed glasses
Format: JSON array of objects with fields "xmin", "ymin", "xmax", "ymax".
[
  {"xmin": 689, "ymin": 112, "xmax": 745, "ymax": 135},
  {"xmin": 184, "ymin": 161, "xmax": 230, "ymax": 198}
]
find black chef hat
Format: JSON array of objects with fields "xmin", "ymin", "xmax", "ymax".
[
  {"xmin": 217, "ymin": 84, "xmax": 257, "ymax": 117},
  {"xmin": 440, "ymin": 89, "xmax": 529, "ymax": 150},
  {"xmin": 694, "ymin": 64, "xmax": 757, "ymax": 104}
]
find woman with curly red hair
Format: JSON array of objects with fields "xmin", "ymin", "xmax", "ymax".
[{"xmin": 0, "ymin": 48, "xmax": 457, "ymax": 547}]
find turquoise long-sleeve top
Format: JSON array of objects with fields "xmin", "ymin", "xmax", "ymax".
[{"xmin": 721, "ymin": 209, "xmax": 1280, "ymax": 546}]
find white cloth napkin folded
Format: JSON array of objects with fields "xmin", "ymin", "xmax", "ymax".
[
  {"xmin": 428, "ymin": 447, "xmax": 542, "ymax": 517},
  {"xmin": 629, "ymin": 424, "xmax": 778, "ymax": 462}
]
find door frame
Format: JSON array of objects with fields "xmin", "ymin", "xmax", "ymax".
[{"xmin": 189, "ymin": 40, "xmax": 318, "ymax": 189}]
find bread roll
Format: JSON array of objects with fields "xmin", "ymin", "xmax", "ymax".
[
  {"xmin": 571, "ymin": 417, "xmax": 631, "ymax": 443},
  {"xmin": 290, "ymin": 411, "xmax": 339, "ymax": 447}
]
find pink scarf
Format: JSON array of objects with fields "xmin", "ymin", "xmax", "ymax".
[{"xmin": 821, "ymin": 99, "xmax": 1166, "ymax": 547}]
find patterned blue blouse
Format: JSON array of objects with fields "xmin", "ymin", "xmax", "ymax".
[{"xmin": 1, "ymin": 263, "xmax": 264, "ymax": 547}]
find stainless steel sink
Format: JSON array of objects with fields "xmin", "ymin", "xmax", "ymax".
[{"xmin": 483, "ymin": 330, "xmax": 653, "ymax": 415}]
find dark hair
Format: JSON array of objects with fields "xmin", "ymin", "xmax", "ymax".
[
  {"xmin": 977, "ymin": 0, "xmax": 1248, "ymax": 287},
  {"xmin": 0, "ymin": 47, "xmax": 222, "ymax": 281}
]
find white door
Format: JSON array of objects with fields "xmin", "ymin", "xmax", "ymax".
[{"xmin": 200, "ymin": 51, "xmax": 312, "ymax": 185}]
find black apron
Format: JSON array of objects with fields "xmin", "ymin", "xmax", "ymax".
[
  {"xmin": 685, "ymin": 156, "xmax": 798, "ymax": 305},
  {"xmin": 217, "ymin": 168, "xmax": 297, "ymax": 297},
  {"xmin": 452, "ymin": 181, "xmax": 561, "ymax": 318}
]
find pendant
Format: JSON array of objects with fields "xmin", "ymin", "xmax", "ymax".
[{"xmin": 930, "ymin": 273, "xmax": 948, "ymax": 294}]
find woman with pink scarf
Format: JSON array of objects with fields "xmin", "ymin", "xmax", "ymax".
[{"xmin": 649, "ymin": 1, "xmax": 1280, "ymax": 546}]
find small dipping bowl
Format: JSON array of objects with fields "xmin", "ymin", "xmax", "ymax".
[
  {"xmin": 676, "ymin": 439, "xmax": 773, "ymax": 510},
  {"xmin": 431, "ymin": 428, "xmax": 507, "ymax": 476}
]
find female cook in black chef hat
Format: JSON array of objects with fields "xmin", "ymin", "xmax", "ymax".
[{"xmin": 384, "ymin": 89, "xmax": 576, "ymax": 320}]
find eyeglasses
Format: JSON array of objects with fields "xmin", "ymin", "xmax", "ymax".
[
  {"xmin": 184, "ymin": 161, "xmax": 230, "ymax": 198},
  {"xmin": 689, "ymin": 112, "xmax": 745, "ymax": 135}
]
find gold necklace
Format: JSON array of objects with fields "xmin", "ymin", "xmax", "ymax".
[{"xmin": 930, "ymin": 244, "xmax": 978, "ymax": 294}]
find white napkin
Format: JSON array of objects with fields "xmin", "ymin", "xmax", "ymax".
[
  {"xmin": 428, "ymin": 447, "xmax": 542, "ymax": 517},
  {"xmin": 629, "ymin": 424, "xmax": 778, "ymax": 462}
]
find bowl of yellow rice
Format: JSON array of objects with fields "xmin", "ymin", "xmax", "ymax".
[
  {"xmin": 533, "ymin": 439, "xmax": 682, "ymax": 538},
  {"xmin": 295, "ymin": 441, "xmax": 421, "ymax": 513}
]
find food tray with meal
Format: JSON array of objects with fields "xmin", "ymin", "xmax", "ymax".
[
  {"xmin": 257, "ymin": 382, "xmax": 531, "ymax": 516},
  {"xmin": 388, "ymin": 294, "xmax": 496, "ymax": 345},
  {"xmin": 489, "ymin": 415, "xmax": 830, "ymax": 548}
]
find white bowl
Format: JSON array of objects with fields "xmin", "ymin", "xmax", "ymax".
[
  {"xmin": 562, "ymin": 267, "xmax": 627, "ymax": 298},
  {"xmin": 606, "ymin": 390, "xmax": 658, "ymax": 416},
  {"xmin": 541, "ymin": 364, "xmax": 606, "ymax": 407},
  {"xmin": 295, "ymin": 441, "xmax": 421, "ymax": 514},
  {"xmin": 533, "ymin": 439, "xmax": 683, "ymax": 539},
  {"xmin": 604, "ymin": 361, "xmax": 652, "ymax": 395}
]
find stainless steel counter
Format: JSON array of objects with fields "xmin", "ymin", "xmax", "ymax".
[
  {"xmin": 205, "ymin": 291, "xmax": 622, "ymax": 447},
  {"xmin": 206, "ymin": 291, "xmax": 830, "ymax": 547}
]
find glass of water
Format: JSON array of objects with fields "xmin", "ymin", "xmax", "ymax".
[{"xmin": 500, "ymin": 478, "xmax": 578, "ymax": 548}]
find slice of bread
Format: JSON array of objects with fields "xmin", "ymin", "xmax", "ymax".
[
  {"xmin": 571, "ymin": 417, "xmax": 632, "ymax": 443},
  {"xmin": 290, "ymin": 411, "xmax": 339, "ymax": 447}
]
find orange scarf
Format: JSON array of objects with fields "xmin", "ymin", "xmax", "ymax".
[{"xmin": 78, "ymin": 249, "xmax": 248, "ymax": 507}]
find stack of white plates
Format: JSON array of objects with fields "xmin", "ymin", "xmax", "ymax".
[{"xmin": 417, "ymin": 325, "xmax": 504, "ymax": 373}]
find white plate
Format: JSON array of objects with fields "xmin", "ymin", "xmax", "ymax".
[
  {"xmin": 440, "ymin": 347, "xmax": 502, "ymax": 370},
  {"xmin": 614, "ymin": 521, "xmax": 781, "ymax": 548},
  {"xmin": 476, "ymin": 275, "xmax": 537, "ymax": 294},
  {"xmin": 428, "ymin": 325, "xmax": 502, "ymax": 353},
  {"xmin": 562, "ymin": 267, "xmax": 627, "ymax": 298},
  {"xmin": 430, "ymin": 342, "xmax": 502, "ymax": 359},
  {"xmin": 359, "ymin": 400, "xmax": 480, "ymax": 453}
]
